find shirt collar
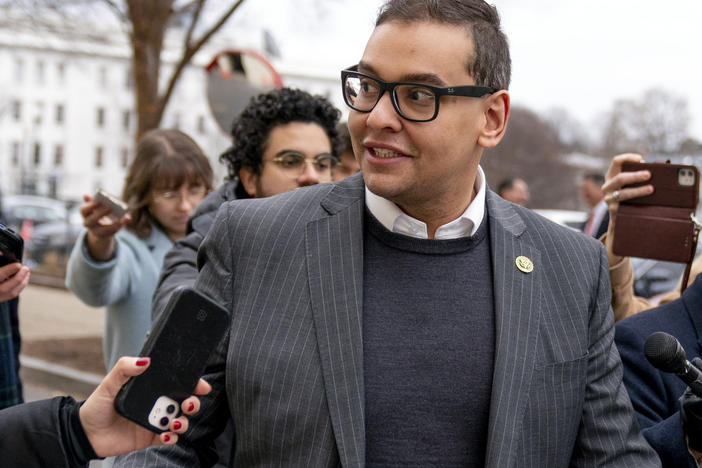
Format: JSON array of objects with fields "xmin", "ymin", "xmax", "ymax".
[{"xmin": 365, "ymin": 166, "xmax": 486, "ymax": 239}]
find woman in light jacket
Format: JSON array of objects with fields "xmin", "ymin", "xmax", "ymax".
[{"xmin": 66, "ymin": 129, "xmax": 213, "ymax": 370}]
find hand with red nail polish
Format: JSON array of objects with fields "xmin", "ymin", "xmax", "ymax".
[{"xmin": 78, "ymin": 356, "xmax": 211, "ymax": 458}]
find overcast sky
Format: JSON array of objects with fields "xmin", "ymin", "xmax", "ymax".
[{"xmin": 228, "ymin": 0, "xmax": 702, "ymax": 142}]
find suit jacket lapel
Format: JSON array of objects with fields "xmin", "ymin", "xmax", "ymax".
[
  {"xmin": 484, "ymin": 191, "xmax": 543, "ymax": 468},
  {"xmin": 306, "ymin": 174, "xmax": 366, "ymax": 467}
]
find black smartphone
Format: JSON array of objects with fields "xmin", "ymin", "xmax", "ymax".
[
  {"xmin": 114, "ymin": 287, "xmax": 229, "ymax": 432},
  {"xmin": 0, "ymin": 223, "xmax": 24, "ymax": 267}
]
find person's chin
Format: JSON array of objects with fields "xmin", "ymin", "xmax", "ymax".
[{"xmin": 364, "ymin": 173, "xmax": 408, "ymax": 200}]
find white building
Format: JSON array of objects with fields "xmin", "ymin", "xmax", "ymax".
[{"xmin": 0, "ymin": 14, "xmax": 342, "ymax": 202}]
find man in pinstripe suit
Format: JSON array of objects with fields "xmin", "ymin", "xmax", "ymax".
[{"xmin": 116, "ymin": 1, "xmax": 660, "ymax": 466}]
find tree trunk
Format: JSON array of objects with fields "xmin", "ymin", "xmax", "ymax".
[{"xmin": 126, "ymin": 0, "xmax": 173, "ymax": 141}]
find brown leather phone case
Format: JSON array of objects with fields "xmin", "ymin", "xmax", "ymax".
[{"xmin": 612, "ymin": 162, "xmax": 699, "ymax": 262}]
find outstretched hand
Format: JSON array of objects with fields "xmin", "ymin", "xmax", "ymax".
[
  {"xmin": 80, "ymin": 193, "xmax": 131, "ymax": 261},
  {"xmin": 79, "ymin": 356, "xmax": 212, "ymax": 458}
]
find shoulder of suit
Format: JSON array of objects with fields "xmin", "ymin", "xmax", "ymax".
[
  {"xmin": 507, "ymin": 203, "xmax": 603, "ymax": 251},
  {"xmin": 227, "ymin": 181, "xmax": 340, "ymax": 211}
]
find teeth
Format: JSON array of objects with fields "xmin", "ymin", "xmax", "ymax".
[{"xmin": 373, "ymin": 148, "xmax": 402, "ymax": 158}]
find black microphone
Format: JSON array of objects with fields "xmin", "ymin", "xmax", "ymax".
[{"xmin": 644, "ymin": 331, "xmax": 702, "ymax": 397}]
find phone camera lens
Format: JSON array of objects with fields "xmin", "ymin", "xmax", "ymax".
[
  {"xmin": 160, "ymin": 417, "xmax": 169, "ymax": 427},
  {"xmin": 166, "ymin": 404, "xmax": 176, "ymax": 414}
]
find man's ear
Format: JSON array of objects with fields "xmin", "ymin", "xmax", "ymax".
[
  {"xmin": 238, "ymin": 166, "xmax": 259, "ymax": 198},
  {"xmin": 478, "ymin": 90, "xmax": 510, "ymax": 149}
]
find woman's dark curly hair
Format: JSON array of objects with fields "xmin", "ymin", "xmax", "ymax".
[{"xmin": 220, "ymin": 87, "xmax": 342, "ymax": 198}]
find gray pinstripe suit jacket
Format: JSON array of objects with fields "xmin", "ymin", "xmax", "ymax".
[{"xmin": 115, "ymin": 173, "xmax": 660, "ymax": 467}]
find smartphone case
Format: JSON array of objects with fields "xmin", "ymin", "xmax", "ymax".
[
  {"xmin": 114, "ymin": 287, "xmax": 229, "ymax": 432},
  {"xmin": 0, "ymin": 223, "xmax": 24, "ymax": 267},
  {"xmin": 613, "ymin": 162, "xmax": 700, "ymax": 263}
]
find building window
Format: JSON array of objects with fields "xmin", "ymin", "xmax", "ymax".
[
  {"xmin": 121, "ymin": 147, "xmax": 129, "ymax": 168},
  {"xmin": 12, "ymin": 100, "xmax": 21, "ymax": 121},
  {"xmin": 197, "ymin": 116, "xmax": 206, "ymax": 134},
  {"xmin": 54, "ymin": 144, "xmax": 64, "ymax": 166},
  {"xmin": 55, "ymin": 104, "xmax": 65, "ymax": 125},
  {"xmin": 98, "ymin": 65, "xmax": 108, "ymax": 89},
  {"xmin": 11, "ymin": 142, "xmax": 20, "ymax": 166},
  {"xmin": 96, "ymin": 107, "xmax": 105, "ymax": 128},
  {"xmin": 33, "ymin": 142, "xmax": 41, "ymax": 166},
  {"xmin": 94, "ymin": 146, "xmax": 103, "ymax": 168},
  {"xmin": 14, "ymin": 58, "xmax": 24, "ymax": 82},
  {"xmin": 56, "ymin": 62, "xmax": 66, "ymax": 84},
  {"xmin": 34, "ymin": 102, "xmax": 44, "ymax": 126},
  {"xmin": 122, "ymin": 110, "xmax": 130, "ymax": 131},
  {"xmin": 36, "ymin": 60, "xmax": 45, "ymax": 85}
]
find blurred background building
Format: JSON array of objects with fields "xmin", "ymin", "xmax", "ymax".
[{"xmin": 0, "ymin": 13, "xmax": 341, "ymax": 202}]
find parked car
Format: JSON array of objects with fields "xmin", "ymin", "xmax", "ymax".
[
  {"xmin": 1, "ymin": 195, "xmax": 82, "ymax": 274},
  {"xmin": 24, "ymin": 205, "xmax": 83, "ymax": 268},
  {"xmin": 1, "ymin": 195, "xmax": 74, "ymax": 235},
  {"xmin": 630, "ymin": 239, "xmax": 702, "ymax": 298}
]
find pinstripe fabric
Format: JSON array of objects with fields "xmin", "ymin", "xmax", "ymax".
[{"xmin": 115, "ymin": 173, "xmax": 659, "ymax": 467}]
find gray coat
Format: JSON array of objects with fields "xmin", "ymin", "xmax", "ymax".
[
  {"xmin": 117, "ymin": 173, "xmax": 659, "ymax": 467},
  {"xmin": 152, "ymin": 180, "xmax": 238, "ymax": 322}
]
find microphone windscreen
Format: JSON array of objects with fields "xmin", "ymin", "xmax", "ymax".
[{"xmin": 644, "ymin": 331, "xmax": 687, "ymax": 374}]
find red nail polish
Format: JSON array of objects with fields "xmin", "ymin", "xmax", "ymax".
[
  {"xmin": 188, "ymin": 402, "xmax": 195, "ymax": 412},
  {"xmin": 173, "ymin": 420, "xmax": 182, "ymax": 430},
  {"xmin": 163, "ymin": 434, "xmax": 170, "ymax": 442},
  {"xmin": 136, "ymin": 358, "xmax": 150, "ymax": 366}
]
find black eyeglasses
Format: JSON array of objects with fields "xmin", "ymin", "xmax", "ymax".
[{"xmin": 341, "ymin": 67, "xmax": 496, "ymax": 122}]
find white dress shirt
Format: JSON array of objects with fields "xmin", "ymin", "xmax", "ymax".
[{"xmin": 365, "ymin": 166, "xmax": 487, "ymax": 240}]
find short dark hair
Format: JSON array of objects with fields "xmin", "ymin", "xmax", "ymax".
[
  {"xmin": 375, "ymin": 0, "xmax": 511, "ymax": 90},
  {"xmin": 583, "ymin": 173, "xmax": 605, "ymax": 186},
  {"xmin": 497, "ymin": 177, "xmax": 517, "ymax": 195},
  {"xmin": 220, "ymin": 88, "xmax": 341, "ymax": 198},
  {"xmin": 122, "ymin": 129, "xmax": 214, "ymax": 239}
]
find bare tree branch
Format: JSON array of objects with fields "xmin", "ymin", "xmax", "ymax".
[
  {"xmin": 155, "ymin": 0, "xmax": 245, "ymax": 121},
  {"xmin": 101, "ymin": 0, "xmax": 127, "ymax": 23},
  {"xmin": 183, "ymin": 0, "xmax": 204, "ymax": 48},
  {"xmin": 172, "ymin": 0, "xmax": 199, "ymax": 16}
]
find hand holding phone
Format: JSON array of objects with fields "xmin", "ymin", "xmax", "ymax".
[
  {"xmin": 612, "ymin": 161, "xmax": 700, "ymax": 262},
  {"xmin": 94, "ymin": 188, "xmax": 128, "ymax": 219},
  {"xmin": 114, "ymin": 287, "xmax": 229, "ymax": 433}
]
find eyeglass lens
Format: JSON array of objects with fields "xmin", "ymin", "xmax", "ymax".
[
  {"xmin": 155, "ymin": 185, "xmax": 207, "ymax": 203},
  {"xmin": 344, "ymin": 73, "xmax": 437, "ymax": 121},
  {"xmin": 273, "ymin": 152, "xmax": 336, "ymax": 178}
]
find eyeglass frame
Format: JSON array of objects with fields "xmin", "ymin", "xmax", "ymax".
[
  {"xmin": 341, "ymin": 66, "xmax": 497, "ymax": 122},
  {"xmin": 268, "ymin": 151, "xmax": 339, "ymax": 179},
  {"xmin": 152, "ymin": 185, "xmax": 208, "ymax": 204}
]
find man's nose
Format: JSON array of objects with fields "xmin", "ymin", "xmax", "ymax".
[
  {"xmin": 365, "ymin": 92, "xmax": 402, "ymax": 131},
  {"xmin": 297, "ymin": 163, "xmax": 322, "ymax": 187}
]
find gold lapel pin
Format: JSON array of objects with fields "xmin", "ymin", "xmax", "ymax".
[{"xmin": 515, "ymin": 256, "xmax": 534, "ymax": 274}]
